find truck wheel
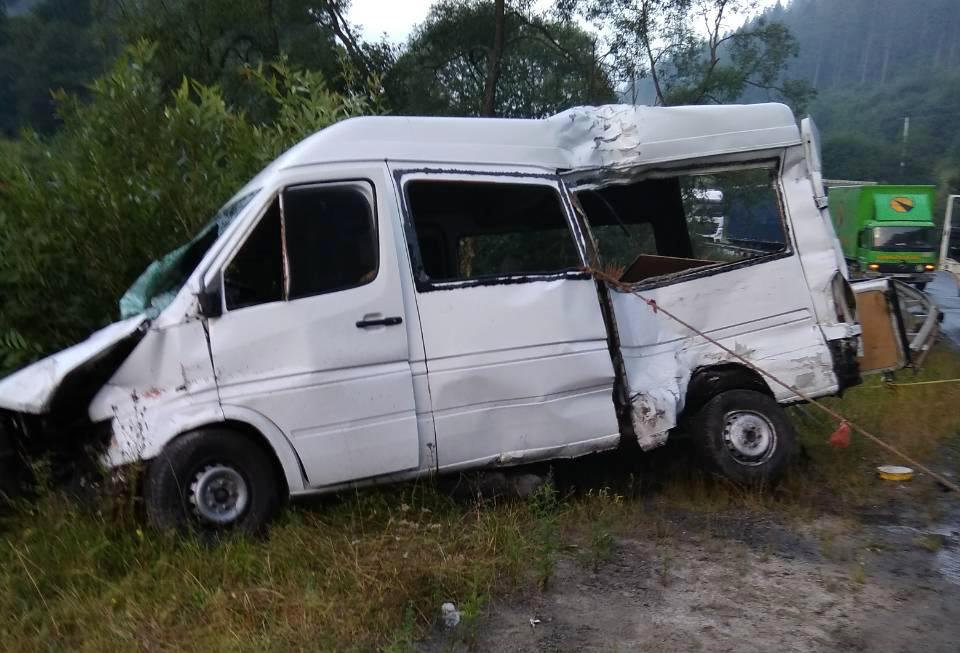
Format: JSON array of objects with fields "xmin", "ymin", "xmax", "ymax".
[
  {"xmin": 689, "ymin": 389, "xmax": 796, "ymax": 487},
  {"xmin": 144, "ymin": 428, "xmax": 282, "ymax": 536}
]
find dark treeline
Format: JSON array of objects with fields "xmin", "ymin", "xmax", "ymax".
[{"xmin": 763, "ymin": 0, "xmax": 960, "ymax": 92}]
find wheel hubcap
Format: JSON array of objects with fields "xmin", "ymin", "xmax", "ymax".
[
  {"xmin": 189, "ymin": 464, "xmax": 249, "ymax": 525},
  {"xmin": 722, "ymin": 410, "xmax": 777, "ymax": 466}
]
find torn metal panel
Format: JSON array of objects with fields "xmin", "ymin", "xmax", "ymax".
[
  {"xmin": 851, "ymin": 278, "xmax": 940, "ymax": 374},
  {"xmin": 0, "ymin": 316, "xmax": 148, "ymax": 414},
  {"xmin": 88, "ymin": 318, "xmax": 220, "ymax": 463},
  {"xmin": 609, "ymin": 237, "xmax": 838, "ymax": 451}
]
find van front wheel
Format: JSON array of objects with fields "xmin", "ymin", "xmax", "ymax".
[
  {"xmin": 144, "ymin": 428, "xmax": 282, "ymax": 536},
  {"xmin": 689, "ymin": 389, "xmax": 795, "ymax": 486}
]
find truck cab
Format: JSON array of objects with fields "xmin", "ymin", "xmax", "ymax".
[{"xmin": 830, "ymin": 185, "xmax": 938, "ymax": 288}]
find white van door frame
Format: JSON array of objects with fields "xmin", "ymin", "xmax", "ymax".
[
  {"xmin": 201, "ymin": 163, "xmax": 426, "ymax": 488},
  {"xmin": 390, "ymin": 166, "xmax": 621, "ymax": 471}
]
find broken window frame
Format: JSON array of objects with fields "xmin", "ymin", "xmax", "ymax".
[
  {"xmin": 569, "ymin": 156, "xmax": 794, "ymax": 290},
  {"xmin": 213, "ymin": 179, "xmax": 380, "ymax": 314},
  {"xmin": 395, "ymin": 169, "xmax": 592, "ymax": 292}
]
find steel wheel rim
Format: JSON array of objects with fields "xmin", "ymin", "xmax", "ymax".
[
  {"xmin": 189, "ymin": 464, "xmax": 250, "ymax": 525},
  {"xmin": 722, "ymin": 410, "xmax": 777, "ymax": 466}
]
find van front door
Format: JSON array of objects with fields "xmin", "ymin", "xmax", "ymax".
[
  {"xmin": 204, "ymin": 170, "xmax": 423, "ymax": 488},
  {"xmin": 395, "ymin": 170, "xmax": 621, "ymax": 471}
]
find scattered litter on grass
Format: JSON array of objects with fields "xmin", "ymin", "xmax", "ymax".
[
  {"xmin": 441, "ymin": 602, "xmax": 461, "ymax": 628},
  {"xmin": 877, "ymin": 465, "xmax": 914, "ymax": 481}
]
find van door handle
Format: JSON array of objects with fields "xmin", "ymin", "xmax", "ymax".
[{"xmin": 356, "ymin": 316, "xmax": 403, "ymax": 328}]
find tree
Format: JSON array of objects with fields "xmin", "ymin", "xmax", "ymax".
[
  {"xmin": 560, "ymin": 0, "xmax": 814, "ymax": 111},
  {"xmin": 100, "ymin": 0, "xmax": 392, "ymax": 115},
  {"xmin": 0, "ymin": 0, "xmax": 110, "ymax": 135},
  {"xmin": 0, "ymin": 41, "xmax": 384, "ymax": 369},
  {"xmin": 480, "ymin": 0, "xmax": 506, "ymax": 116},
  {"xmin": 386, "ymin": 0, "xmax": 614, "ymax": 118}
]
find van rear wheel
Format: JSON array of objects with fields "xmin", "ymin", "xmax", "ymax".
[
  {"xmin": 144, "ymin": 428, "xmax": 282, "ymax": 536},
  {"xmin": 689, "ymin": 389, "xmax": 795, "ymax": 487}
]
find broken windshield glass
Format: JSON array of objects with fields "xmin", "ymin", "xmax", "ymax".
[{"xmin": 119, "ymin": 190, "xmax": 260, "ymax": 319}]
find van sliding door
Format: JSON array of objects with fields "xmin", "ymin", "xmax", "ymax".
[{"xmin": 394, "ymin": 169, "xmax": 621, "ymax": 470}]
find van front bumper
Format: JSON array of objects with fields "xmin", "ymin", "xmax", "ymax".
[{"xmin": 0, "ymin": 410, "xmax": 112, "ymax": 497}]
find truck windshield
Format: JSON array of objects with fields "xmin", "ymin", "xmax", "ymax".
[
  {"xmin": 119, "ymin": 190, "xmax": 260, "ymax": 319},
  {"xmin": 871, "ymin": 226, "xmax": 935, "ymax": 252}
]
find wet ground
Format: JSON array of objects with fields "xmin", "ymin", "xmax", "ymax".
[{"xmin": 421, "ymin": 471, "xmax": 960, "ymax": 652}]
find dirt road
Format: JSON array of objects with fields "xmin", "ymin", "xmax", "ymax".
[{"xmin": 420, "ymin": 453, "xmax": 960, "ymax": 652}]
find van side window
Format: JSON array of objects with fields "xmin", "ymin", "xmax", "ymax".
[
  {"xmin": 223, "ymin": 184, "xmax": 377, "ymax": 310},
  {"xmin": 224, "ymin": 200, "xmax": 284, "ymax": 309},
  {"xmin": 578, "ymin": 166, "xmax": 785, "ymax": 283},
  {"xmin": 406, "ymin": 180, "xmax": 580, "ymax": 282},
  {"xmin": 284, "ymin": 185, "xmax": 377, "ymax": 299}
]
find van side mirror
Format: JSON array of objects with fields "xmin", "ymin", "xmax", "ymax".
[{"xmin": 198, "ymin": 283, "xmax": 223, "ymax": 318}]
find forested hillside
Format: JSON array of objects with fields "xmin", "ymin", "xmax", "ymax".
[
  {"xmin": 767, "ymin": 0, "xmax": 960, "ymax": 91},
  {"xmin": 757, "ymin": 0, "xmax": 960, "ymax": 192}
]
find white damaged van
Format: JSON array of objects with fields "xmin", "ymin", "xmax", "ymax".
[{"xmin": 0, "ymin": 104, "xmax": 937, "ymax": 532}]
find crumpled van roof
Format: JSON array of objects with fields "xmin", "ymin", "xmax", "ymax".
[{"xmin": 271, "ymin": 103, "xmax": 802, "ymax": 173}]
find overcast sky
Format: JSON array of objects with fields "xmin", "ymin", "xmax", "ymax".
[
  {"xmin": 348, "ymin": 0, "xmax": 435, "ymax": 43},
  {"xmin": 347, "ymin": 0, "xmax": 784, "ymax": 44}
]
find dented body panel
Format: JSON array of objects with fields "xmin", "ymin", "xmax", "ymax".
[{"xmin": 0, "ymin": 103, "xmax": 933, "ymax": 500}]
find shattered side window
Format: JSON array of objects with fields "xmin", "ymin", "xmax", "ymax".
[
  {"xmin": 589, "ymin": 223, "xmax": 657, "ymax": 275},
  {"xmin": 119, "ymin": 189, "xmax": 259, "ymax": 318},
  {"xmin": 224, "ymin": 200, "xmax": 284, "ymax": 310},
  {"xmin": 406, "ymin": 180, "xmax": 580, "ymax": 282},
  {"xmin": 576, "ymin": 164, "xmax": 786, "ymax": 284},
  {"xmin": 680, "ymin": 168, "xmax": 786, "ymax": 262}
]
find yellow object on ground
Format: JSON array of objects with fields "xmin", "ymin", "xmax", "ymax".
[{"xmin": 877, "ymin": 465, "xmax": 914, "ymax": 481}]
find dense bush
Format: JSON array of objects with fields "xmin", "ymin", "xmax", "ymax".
[{"xmin": 0, "ymin": 40, "xmax": 382, "ymax": 374}]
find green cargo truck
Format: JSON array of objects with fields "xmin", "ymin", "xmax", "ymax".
[{"xmin": 829, "ymin": 184, "xmax": 938, "ymax": 289}]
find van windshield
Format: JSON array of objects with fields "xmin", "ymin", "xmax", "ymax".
[
  {"xmin": 119, "ymin": 190, "xmax": 260, "ymax": 319},
  {"xmin": 871, "ymin": 226, "xmax": 936, "ymax": 252}
]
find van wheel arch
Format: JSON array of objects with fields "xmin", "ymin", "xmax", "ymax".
[
  {"xmin": 216, "ymin": 420, "xmax": 291, "ymax": 498},
  {"xmin": 682, "ymin": 363, "xmax": 774, "ymax": 418},
  {"xmin": 144, "ymin": 422, "xmax": 289, "ymax": 534}
]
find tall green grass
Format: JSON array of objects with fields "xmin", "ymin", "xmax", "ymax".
[{"xmin": 3, "ymin": 344, "xmax": 959, "ymax": 651}]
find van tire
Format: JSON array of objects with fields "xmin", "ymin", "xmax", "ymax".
[
  {"xmin": 689, "ymin": 389, "xmax": 795, "ymax": 487},
  {"xmin": 144, "ymin": 428, "xmax": 281, "ymax": 536}
]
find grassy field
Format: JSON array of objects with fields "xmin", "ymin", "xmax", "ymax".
[{"xmin": 3, "ymin": 345, "xmax": 960, "ymax": 652}]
